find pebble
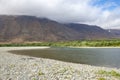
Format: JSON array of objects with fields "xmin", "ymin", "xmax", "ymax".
[{"xmin": 0, "ymin": 47, "xmax": 120, "ymax": 80}]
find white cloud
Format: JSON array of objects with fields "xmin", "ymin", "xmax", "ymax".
[{"xmin": 0, "ymin": 0, "xmax": 119, "ymax": 29}]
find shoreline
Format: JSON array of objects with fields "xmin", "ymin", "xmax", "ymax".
[
  {"xmin": 0, "ymin": 47, "xmax": 120, "ymax": 80},
  {"xmin": 69, "ymin": 46, "xmax": 120, "ymax": 48},
  {"xmin": 2, "ymin": 46, "xmax": 120, "ymax": 48}
]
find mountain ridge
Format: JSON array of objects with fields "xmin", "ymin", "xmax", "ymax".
[{"xmin": 0, "ymin": 15, "xmax": 114, "ymax": 43}]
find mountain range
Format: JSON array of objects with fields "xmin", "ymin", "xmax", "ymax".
[{"xmin": 0, "ymin": 15, "xmax": 116, "ymax": 43}]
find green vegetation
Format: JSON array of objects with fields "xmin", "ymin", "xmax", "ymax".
[
  {"xmin": 38, "ymin": 69, "xmax": 45, "ymax": 76},
  {"xmin": 0, "ymin": 40, "xmax": 120, "ymax": 47},
  {"xmin": 9, "ymin": 64, "xmax": 15, "ymax": 69},
  {"xmin": 97, "ymin": 70, "xmax": 120, "ymax": 78},
  {"xmin": 32, "ymin": 78, "xmax": 37, "ymax": 80},
  {"xmin": 98, "ymin": 77, "xmax": 106, "ymax": 80}
]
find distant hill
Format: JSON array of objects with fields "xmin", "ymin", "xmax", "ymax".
[
  {"xmin": 0, "ymin": 15, "xmax": 114, "ymax": 42},
  {"xmin": 107, "ymin": 29, "xmax": 120, "ymax": 38},
  {"xmin": 65, "ymin": 23, "xmax": 113, "ymax": 40}
]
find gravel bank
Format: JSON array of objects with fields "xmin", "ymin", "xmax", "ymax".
[{"xmin": 0, "ymin": 47, "xmax": 120, "ymax": 80}]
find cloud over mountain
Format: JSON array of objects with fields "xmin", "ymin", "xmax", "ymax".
[{"xmin": 0, "ymin": 0, "xmax": 120, "ymax": 29}]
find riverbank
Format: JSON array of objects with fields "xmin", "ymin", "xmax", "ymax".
[
  {"xmin": 0, "ymin": 40, "xmax": 120, "ymax": 47},
  {"xmin": 0, "ymin": 47, "xmax": 120, "ymax": 80},
  {"xmin": 69, "ymin": 46, "xmax": 120, "ymax": 48}
]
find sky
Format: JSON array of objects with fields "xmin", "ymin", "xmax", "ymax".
[{"xmin": 0, "ymin": 0, "xmax": 120, "ymax": 29}]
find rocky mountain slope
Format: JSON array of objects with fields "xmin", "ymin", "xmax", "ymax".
[
  {"xmin": 0, "ymin": 15, "xmax": 114, "ymax": 42},
  {"xmin": 107, "ymin": 29, "xmax": 120, "ymax": 38}
]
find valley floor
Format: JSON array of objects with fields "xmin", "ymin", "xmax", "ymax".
[{"xmin": 0, "ymin": 47, "xmax": 120, "ymax": 80}]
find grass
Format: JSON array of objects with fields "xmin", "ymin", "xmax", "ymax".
[
  {"xmin": 54, "ymin": 67, "xmax": 70, "ymax": 75},
  {"xmin": 97, "ymin": 70, "xmax": 120, "ymax": 78},
  {"xmin": 32, "ymin": 78, "xmax": 37, "ymax": 80},
  {"xmin": 38, "ymin": 69, "xmax": 45, "ymax": 76},
  {"xmin": 9, "ymin": 64, "xmax": 15, "ymax": 69},
  {"xmin": 98, "ymin": 77, "xmax": 106, "ymax": 80},
  {"xmin": 0, "ymin": 39, "xmax": 120, "ymax": 47}
]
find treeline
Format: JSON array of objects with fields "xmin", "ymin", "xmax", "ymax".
[{"xmin": 0, "ymin": 40, "xmax": 120, "ymax": 47}]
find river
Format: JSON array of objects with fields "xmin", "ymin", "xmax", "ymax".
[{"xmin": 9, "ymin": 47, "xmax": 120, "ymax": 68}]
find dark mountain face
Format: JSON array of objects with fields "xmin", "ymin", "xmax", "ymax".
[
  {"xmin": 0, "ymin": 15, "xmax": 114, "ymax": 42},
  {"xmin": 107, "ymin": 29, "xmax": 120, "ymax": 38},
  {"xmin": 65, "ymin": 23, "xmax": 113, "ymax": 40}
]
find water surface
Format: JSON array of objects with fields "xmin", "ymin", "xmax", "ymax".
[{"xmin": 10, "ymin": 47, "xmax": 120, "ymax": 68}]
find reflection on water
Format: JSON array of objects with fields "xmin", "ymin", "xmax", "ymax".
[{"xmin": 9, "ymin": 47, "xmax": 120, "ymax": 68}]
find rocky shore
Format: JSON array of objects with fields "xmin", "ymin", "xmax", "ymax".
[{"xmin": 0, "ymin": 47, "xmax": 120, "ymax": 80}]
